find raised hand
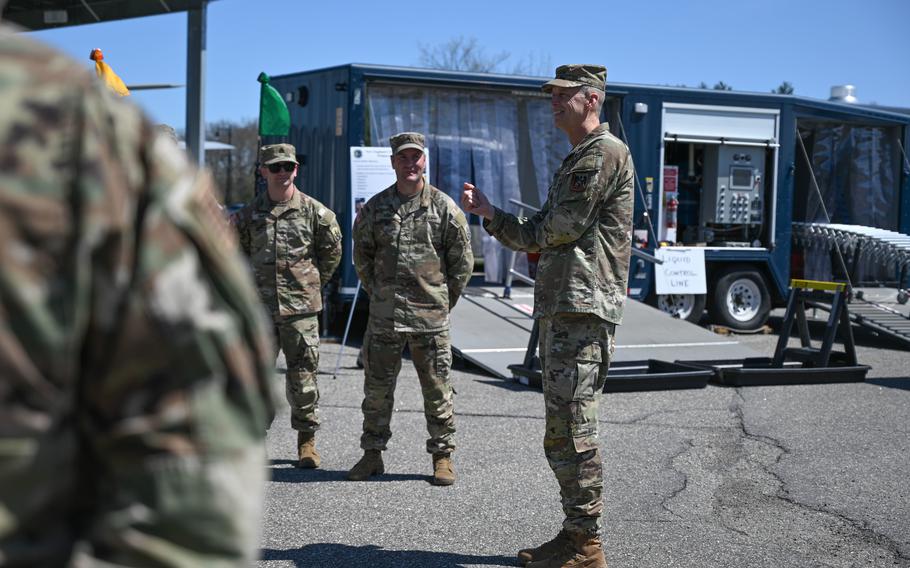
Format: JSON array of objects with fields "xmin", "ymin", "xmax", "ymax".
[{"xmin": 461, "ymin": 182, "xmax": 494, "ymax": 220}]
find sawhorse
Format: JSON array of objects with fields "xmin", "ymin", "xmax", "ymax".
[{"xmin": 772, "ymin": 279, "xmax": 857, "ymax": 368}]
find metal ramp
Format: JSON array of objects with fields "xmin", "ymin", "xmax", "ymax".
[
  {"xmin": 449, "ymin": 288, "xmax": 535, "ymax": 379},
  {"xmin": 451, "ymin": 199, "xmax": 762, "ymax": 388},
  {"xmin": 450, "ymin": 285, "xmax": 762, "ymax": 381},
  {"xmin": 844, "ymin": 292, "xmax": 910, "ymax": 348},
  {"xmin": 793, "ymin": 223, "xmax": 910, "ymax": 347}
]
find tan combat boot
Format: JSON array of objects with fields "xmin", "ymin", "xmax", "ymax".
[
  {"xmin": 347, "ymin": 450, "xmax": 384, "ymax": 481},
  {"xmin": 297, "ymin": 431, "xmax": 320, "ymax": 469},
  {"xmin": 525, "ymin": 531, "xmax": 606, "ymax": 568},
  {"xmin": 518, "ymin": 529, "xmax": 570, "ymax": 566},
  {"xmin": 431, "ymin": 453, "xmax": 455, "ymax": 486}
]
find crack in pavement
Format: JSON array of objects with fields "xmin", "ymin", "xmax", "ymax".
[
  {"xmin": 658, "ymin": 438, "xmax": 694, "ymax": 521},
  {"xmin": 725, "ymin": 388, "xmax": 910, "ymax": 564},
  {"xmin": 608, "ymin": 407, "xmax": 727, "ymax": 425},
  {"xmin": 645, "ymin": 388, "xmax": 910, "ymax": 564}
]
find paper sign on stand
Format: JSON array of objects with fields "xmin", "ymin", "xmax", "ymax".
[
  {"xmin": 654, "ymin": 247, "xmax": 706, "ymax": 295},
  {"xmin": 349, "ymin": 146, "xmax": 430, "ymax": 229}
]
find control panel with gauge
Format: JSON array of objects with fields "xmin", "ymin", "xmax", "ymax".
[{"xmin": 700, "ymin": 145, "xmax": 765, "ymax": 225}]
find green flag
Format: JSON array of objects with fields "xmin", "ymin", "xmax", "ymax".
[{"xmin": 258, "ymin": 72, "xmax": 290, "ymax": 136}]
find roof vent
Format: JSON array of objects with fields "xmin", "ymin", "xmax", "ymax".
[{"xmin": 829, "ymin": 85, "xmax": 858, "ymax": 104}]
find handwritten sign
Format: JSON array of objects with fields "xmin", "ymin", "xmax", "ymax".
[{"xmin": 654, "ymin": 247, "xmax": 706, "ymax": 294}]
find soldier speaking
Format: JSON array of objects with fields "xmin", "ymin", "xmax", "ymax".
[{"xmin": 462, "ymin": 64, "xmax": 634, "ymax": 568}]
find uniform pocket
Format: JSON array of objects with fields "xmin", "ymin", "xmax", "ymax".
[
  {"xmin": 430, "ymin": 333, "xmax": 452, "ymax": 380},
  {"xmin": 570, "ymin": 343, "xmax": 603, "ymax": 444},
  {"xmin": 284, "ymin": 214, "xmax": 314, "ymax": 264},
  {"xmin": 546, "ymin": 337, "xmax": 602, "ymax": 405},
  {"xmin": 250, "ymin": 219, "xmax": 272, "ymax": 258},
  {"xmin": 573, "ymin": 342, "xmax": 603, "ymax": 402},
  {"xmin": 374, "ymin": 214, "xmax": 399, "ymax": 248}
]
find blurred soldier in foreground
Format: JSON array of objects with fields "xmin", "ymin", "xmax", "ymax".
[
  {"xmin": 462, "ymin": 65, "xmax": 633, "ymax": 567},
  {"xmin": 232, "ymin": 143, "xmax": 342, "ymax": 468},
  {"xmin": 0, "ymin": 23, "xmax": 276, "ymax": 567},
  {"xmin": 349, "ymin": 132, "xmax": 473, "ymax": 486}
]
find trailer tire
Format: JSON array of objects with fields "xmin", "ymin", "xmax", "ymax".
[
  {"xmin": 654, "ymin": 293, "xmax": 707, "ymax": 324},
  {"xmin": 710, "ymin": 269, "xmax": 771, "ymax": 330}
]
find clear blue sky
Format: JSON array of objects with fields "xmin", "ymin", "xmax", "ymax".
[{"xmin": 26, "ymin": 0, "xmax": 910, "ymax": 130}]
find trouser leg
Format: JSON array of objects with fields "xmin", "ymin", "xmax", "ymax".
[
  {"xmin": 539, "ymin": 313, "xmax": 615, "ymax": 537},
  {"xmin": 409, "ymin": 330, "xmax": 455, "ymax": 455},
  {"xmin": 279, "ymin": 314, "xmax": 321, "ymax": 432},
  {"xmin": 359, "ymin": 327, "xmax": 405, "ymax": 451}
]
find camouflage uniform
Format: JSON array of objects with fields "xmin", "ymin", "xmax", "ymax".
[
  {"xmin": 232, "ymin": 180, "xmax": 342, "ymax": 433},
  {"xmin": 484, "ymin": 118, "xmax": 633, "ymax": 535},
  {"xmin": 353, "ymin": 182, "xmax": 473, "ymax": 454},
  {"xmin": 0, "ymin": 27, "xmax": 275, "ymax": 566}
]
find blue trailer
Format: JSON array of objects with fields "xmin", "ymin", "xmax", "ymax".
[{"xmin": 265, "ymin": 64, "xmax": 910, "ymax": 330}]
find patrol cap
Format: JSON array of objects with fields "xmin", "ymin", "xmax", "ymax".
[
  {"xmin": 390, "ymin": 132, "xmax": 426, "ymax": 155},
  {"xmin": 542, "ymin": 64, "xmax": 607, "ymax": 93},
  {"xmin": 260, "ymin": 143, "xmax": 299, "ymax": 165}
]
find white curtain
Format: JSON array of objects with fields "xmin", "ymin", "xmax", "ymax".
[{"xmin": 367, "ymin": 84, "xmax": 569, "ymax": 282}]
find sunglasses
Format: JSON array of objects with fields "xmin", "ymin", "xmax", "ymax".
[{"xmin": 267, "ymin": 162, "xmax": 296, "ymax": 173}]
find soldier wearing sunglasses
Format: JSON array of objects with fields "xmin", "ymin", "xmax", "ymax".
[{"xmin": 232, "ymin": 143, "xmax": 342, "ymax": 469}]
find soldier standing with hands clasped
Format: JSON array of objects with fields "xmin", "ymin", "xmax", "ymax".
[
  {"xmin": 348, "ymin": 132, "xmax": 473, "ymax": 486},
  {"xmin": 462, "ymin": 65, "xmax": 633, "ymax": 568},
  {"xmin": 232, "ymin": 143, "xmax": 342, "ymax": 468}
]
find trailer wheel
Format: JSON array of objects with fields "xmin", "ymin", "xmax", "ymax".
[
  {"xmin": 710, "ymin": 269, "xmax": 771, "ymax": 330},
  {"xmin": 655, "ymin": 293, "xmax": 707, "ymax": 323}
]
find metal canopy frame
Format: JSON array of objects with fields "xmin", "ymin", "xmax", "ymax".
[{"xmin": 3, "ymin": 0, "xmax": 212, "ymax": 164}]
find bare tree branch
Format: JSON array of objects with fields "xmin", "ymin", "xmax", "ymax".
[
  {"xmin": 419, "ymin": 36, "xmax": 539, "ymax": 74},
  {"xmin": 205, "ymin": 118, "xmax": 259, "ymax": 205},
  {"xmin": 511, "ymin": 51, "xmax": 553, "ymax": 76}
]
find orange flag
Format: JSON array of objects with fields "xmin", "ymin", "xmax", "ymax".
[{"xmin": 89, "ymin": 48, "xmax": 129, "ymax": 97}]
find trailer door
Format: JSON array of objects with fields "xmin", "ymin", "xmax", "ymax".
[{"xmin": 660, "ymin": 103, "xmax": 780, "ymax": 248}]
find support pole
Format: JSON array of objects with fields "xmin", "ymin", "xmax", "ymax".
[
  {"xmin": 185, "ymin": 2, "xmax": 207, "ymax": 165},
  {"xmin": 332, "ymin": 280, "xmax": 361, "ymax": 380}
]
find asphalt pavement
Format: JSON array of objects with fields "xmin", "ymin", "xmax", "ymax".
[{"xmin": 257, "ymin": 312, "xmax": 910, "ymax": 568}]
